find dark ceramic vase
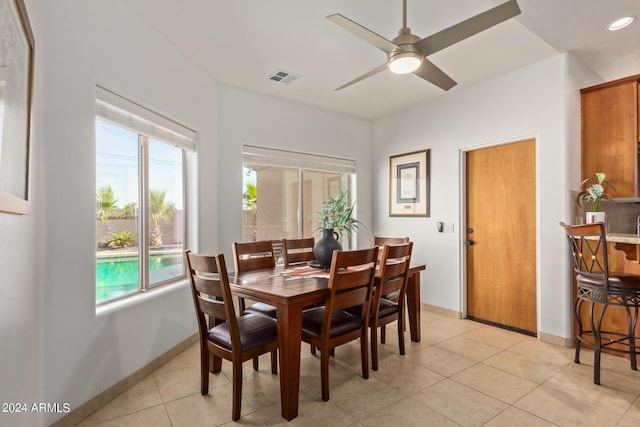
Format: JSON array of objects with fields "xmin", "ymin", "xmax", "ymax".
[{"xmin": 314, "ymin": 229, "xmax": 342, "ymax": 268}]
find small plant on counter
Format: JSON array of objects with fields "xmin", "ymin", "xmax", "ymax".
[{"xmin": 577, "ymin": 172, "xmax": 616, "ymax": 212}]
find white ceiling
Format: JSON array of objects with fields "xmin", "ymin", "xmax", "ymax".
[{"xmin": 124, "ymin": 0, "xmax": 640, "ymax": 120}]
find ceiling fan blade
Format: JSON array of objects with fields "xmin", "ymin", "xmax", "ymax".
[
  {"xmin": 334, "ymin": 63, "xmax": 388, "ymax": 91},
  {"xmin": 327, "ymin": 13, "xmax": 398, "ymax": 54},
  {"xmin": 413, "ymin": 59, "xmax": 457, "ymax": 91},
  {"xmin": 414, "ymin": 0, "xmax": 521, "ymax": 57}
]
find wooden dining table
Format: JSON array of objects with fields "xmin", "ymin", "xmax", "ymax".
[{"xmin": 227, "ymin": 263, "xmax": 425, "ymax": 421}]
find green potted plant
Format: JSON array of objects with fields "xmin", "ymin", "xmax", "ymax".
[
  {"xmin": 313, "ymin": 189, "xmax": 364, "ymax": 267},
  {"xmin": 577, "ymin": 172, "xmax": 616, "ymax": 223}
]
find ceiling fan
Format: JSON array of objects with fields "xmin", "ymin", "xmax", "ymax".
[{"xmin": 328, "ymin": 0, "xmax": 521, "ymax": 91}]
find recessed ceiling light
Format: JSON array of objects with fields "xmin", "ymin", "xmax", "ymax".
[{"xmin": 608, "ymin": 16, "xmax": 634, "ymax": 31}]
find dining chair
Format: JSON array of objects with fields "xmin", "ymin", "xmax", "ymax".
[
  {"xmin": 371, "ymin": 236, "xmax": 410, "ymax": 341},
  {"xmin": 283, "ymin": 237, "xmax": 316, "ymax": 267},
  {"xmin": 344, "ymin": 242, "xmax": 413, "ymax": 370},
  {"xmin": 232, "ymin": 241, "xmax": 278, "ymax": 318},
  {"xmin": 560, "ymin": 222, "xmax": 640, "ymax": 384},
  {"xmin": 185, "ymin": 251, "xmax": 279, "ymax": 421},
  {"xmin": 301, "ymin": 247, "xmax": 378, "ymax": 401}
]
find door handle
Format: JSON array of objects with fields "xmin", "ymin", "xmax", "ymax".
[{"xmin": 466, "ymin": 240, "xmax": 474, "ymax": 246}]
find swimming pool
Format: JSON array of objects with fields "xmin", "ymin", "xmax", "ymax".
[{"xmin": 96, "ymin": 252, "xmax": 183, "ymax": 303}]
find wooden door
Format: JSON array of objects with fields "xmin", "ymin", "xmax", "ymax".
[{"xmin": 466, "ymin": 139, "xmax": 537, "ymax": 334}]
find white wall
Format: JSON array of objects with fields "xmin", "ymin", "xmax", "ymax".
[
  {"xmin": 34, "ymin": 1, "xmax": 217, "ymax": 425},
  {"xmin": 373, "ymin": 53, "xmax": 601, "ymax": 341},
  {"xmin": 216, "ymin": 85, "xmax": 373, "ymax": 262}
]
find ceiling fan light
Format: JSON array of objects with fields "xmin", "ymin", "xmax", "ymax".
[
  {"xmin": 608, "ymin": 16, "xmax": 634, "ymax": 31},
  {"xmin": 388, "ymin": 52, "xmax": 422, "ymax": 74}
]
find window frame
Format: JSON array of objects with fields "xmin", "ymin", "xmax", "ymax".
[
  {"xmin": 95, "ymin": 86, "xmax": 195, "ymax": 306},
  {"xmin": 242, "ymin": 145, "xmax": 358, "ymax": 248}
]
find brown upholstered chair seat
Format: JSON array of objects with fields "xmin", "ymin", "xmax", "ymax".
[
  {"xmin": 243, "ymin": 302, "xmax": 278, "ymax": 318},
  {"xmin": 208, "ymin": 313, "xmax": 278, "ymax": 351},
  {"xmin": 302, "ymin": 307, "xmax": 361, "ymax": 339}
]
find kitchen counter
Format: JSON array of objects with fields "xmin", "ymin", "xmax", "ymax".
[{"xmin": 606, "ymin": 233, "xmax": 640, "ymax": 244}]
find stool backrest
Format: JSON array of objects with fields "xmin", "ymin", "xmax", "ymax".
[{"xmin": 559, "ymin": 222, "xmax": 610, "ymax": 295}]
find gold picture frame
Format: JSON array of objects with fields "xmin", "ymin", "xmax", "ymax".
[
  {"xmin": 0, "ymin": 0, "xmax": 34, "ymax": 215},
  {"xmin": 389, "ymin": 149, "xmax": 430, "ymax": 217}
]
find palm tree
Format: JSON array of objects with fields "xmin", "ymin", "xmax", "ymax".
[
  {"xmin": 243, "ymin": 183, "xmax": 258, "ymax": 241},
  {"xmin": 243, "ymin": 183, "xmax": 257, "ymax": 210},
  {"xmin": 96, "ymin": 186, "xmax": 118, "ymax": 221},
  {"xmin": 149, "ymin": 189, "xmax": 175, "ymax": 247},
  {"xmin": 96, "ymin": 185, "xmax": 119, "ymax": 241},
  {"xmin": 119, "ymin": 202, "xmax": 138, "ymax": 219}
]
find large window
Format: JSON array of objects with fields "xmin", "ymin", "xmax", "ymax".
[
  {"xmin": 242, "ymin": 146, "xmax": 357, "ymax": 249},
  {"xmin": 95, "ymin": 86, "xmax": 195, "ymax": 305}
]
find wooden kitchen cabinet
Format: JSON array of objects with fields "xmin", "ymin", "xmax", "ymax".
[{"xmin": 581, "ymin": 74, "xmax": 640, "ymax": 197}]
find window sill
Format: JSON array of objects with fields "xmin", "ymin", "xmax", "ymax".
[{"xmin": 96, "ymin": 278, "xmax": 189, "ymax": 317}]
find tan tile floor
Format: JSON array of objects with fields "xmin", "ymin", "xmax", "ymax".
[{"xmin": 75, "ymin": 310, "xmax": 640, "ymax": 426}]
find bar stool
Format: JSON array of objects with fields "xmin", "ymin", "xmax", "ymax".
[{"xmin": 560, "ymin": 222, "xmax": 640, "ymax": 384}]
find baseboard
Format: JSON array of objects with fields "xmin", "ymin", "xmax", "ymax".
[
  {"xmin": 422, "ymin": 303, "xmax": 462, "ymax": 319},
  {"xmin": 50, "ymin": 333, "xmax": 198, "ymax": 427},
  {"xmin": 422, "ymin": 303, "xmax": 573, "ymax": 347},
  {"xmin": 538, "ymin": 331, "xmax": 573, "ymax": 348}
]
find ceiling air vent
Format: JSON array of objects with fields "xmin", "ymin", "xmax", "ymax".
[{"xmin": 267, "ymin": 69, "xmax": 301, "ymax": 84}]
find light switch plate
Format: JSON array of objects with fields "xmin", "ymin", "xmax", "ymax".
[{"xmin": 444, "ymin": 222, "xmax": 454, "ymax": 233}]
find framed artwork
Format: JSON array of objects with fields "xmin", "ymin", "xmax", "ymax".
[
  {"xmin": 0, "ymin": 0, "xmax": 34, "ymax": 214},
  {"xmin": 389, "ymin": 149, "xmax": 430, "ymax": 217}
]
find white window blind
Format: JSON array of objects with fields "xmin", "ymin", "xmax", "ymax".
[
  {"xmin": 243, "ymin": 145, "xmax": 356, "ymax": 174},
  {"xmin": 95, "ymin": 85, "xmax": 196, "ymax": 152}
]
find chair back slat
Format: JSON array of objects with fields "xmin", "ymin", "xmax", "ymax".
[
  {"xmin": 233, "ymin": 241, "xmax": 276, "ymax": 272},
  {"xmin": 283, "ymin": 237, "xmax": 316, "ymax": 267},
  {"xmin": 332, "ymin": 267, "xmax": 377, "ymax": 293},
  {"xmin": 197, "ymin": 295, "xmax": 228, "ymax": 322},
  {"xmin": 190, "ymin": 274, "xmax": 228, "ymax": 321},
  {"xmin": 191, "ymin": 274, "xmax": 224, "ymax": 298},
  {"xmin": 185, "ymin": 251, "xmax": 241, "ymax": 351},
  {"xmin": 373, "ymin": 236, "xmax": 409, "ymax": 246},
  {"xmin": 332, "ymin": 287, "xmax": 369, "ymax": 311},
  {"xmin": 323, "ymin": 247, "xmax": 378, "ymax": 327},
  {"xmin": 559, "ymin": 222, "xmax": 609, "ymax": 293}
]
